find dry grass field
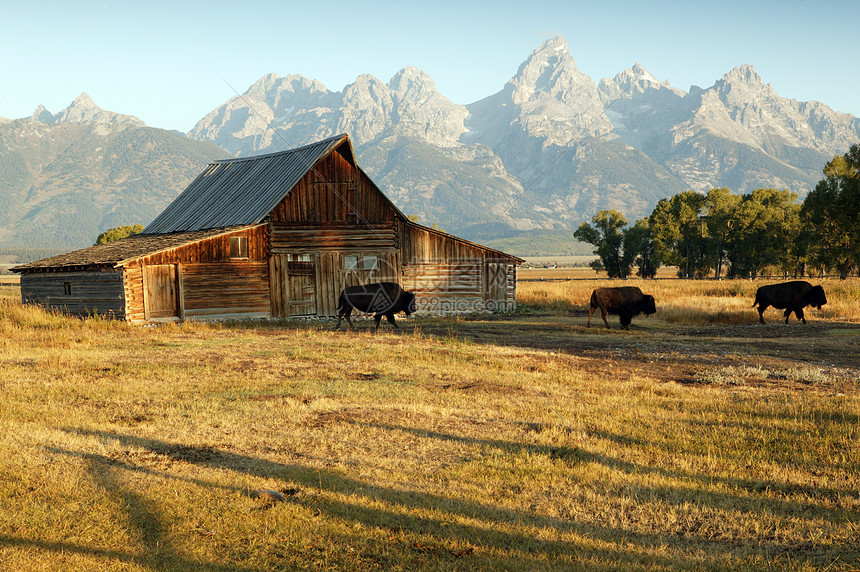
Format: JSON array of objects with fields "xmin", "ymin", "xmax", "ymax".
[{"xmin": 0, "ymin": 278, "xmax": 858, "ymax": 571}]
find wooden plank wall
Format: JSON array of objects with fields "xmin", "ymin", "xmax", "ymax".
[
  {"xmin": 124, "ymin": 264, "xmax": 146, "ymax": 322},
  {"xmin": 136, "ymin": 226, "xmax": 268, "ymax": 265},
  {"xmin": 20, "ymin": 270, "xmax": 125, "ymax": 318},
  {"xmin": 270, "ymin": 152, "xmax": 400, "ymax": 225},
  {"xmin": 270, "ymin": 223, "xmax": 397, "ymax": 252},
  {"xmin": 270, "ymin": 221, "xmax": 400, "ymax": 318},
  {"xmin": 317, "ymin": 251, "xmax": 401, "ymax": 317},
  {"xmin": 181, "ymin": 262, "xmax": 270, "ymax": 321},
  {"xmin": 401, "ymin": 224, "xmax": 519, "ymax": 315},
  {"xmin": 123, "ymin": 226, "xmax": 270, "ymax": 324}
]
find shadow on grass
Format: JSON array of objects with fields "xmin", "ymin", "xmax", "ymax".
[
  {"xmin": 29, "ymin": 427, "xmax": 752, "ymax": 571},
  {"xmin": 357, "ymin": 421, "xmax": 860, "ymax": 528},
  {"xmin": 13, "ymin": 426, "xmax": 851, "ymax": 570}
]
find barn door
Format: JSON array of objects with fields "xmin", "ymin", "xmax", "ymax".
[
  {"xmin": 287, "ymin": 254, "xmax": 316, "ymax": 316},
  {"xmin": 144, "ymin": 264, "xmax": 178, "ymax": 320},
  {"xmin": 484, "ymin": 262, "xmax": 508, "ymax": 310}
]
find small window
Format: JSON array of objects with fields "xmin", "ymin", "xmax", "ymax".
[
  {"xmin": 343, "ymin": 255, "xmax": 358, "ymax": 270},
  {"xmin": 362, "ymin": 255, "xmax": 378, "ymax": 270},
  {"xmin": 229, "ymin": 236, "xmax": 248, "ymax": 259},
  {"xmin": 289, "ymin": 253, "xmax": 312, "ymax": 262},
  {"xmin": 63, "ymin": 282, "xmax": 72, "ymax": 296}
]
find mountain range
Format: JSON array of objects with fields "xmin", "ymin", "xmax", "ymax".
[{"xmin": 3, "ymin": 36, "xmax": 859, "ymax": 252}]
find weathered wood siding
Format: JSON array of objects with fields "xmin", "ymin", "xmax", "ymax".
[
  {"xmin": 20, "ymin": 270, "xmax": 125, "ymax": 318},
  {"xmin": 401, "ymin": 224, "xmax": 517, "ymax": 314},
  {"xmin": 268, "ymin": 245, "xmax": 400, "ymax": 318},
  {"xmin": 123, "ymin": 226, "xmax": 270, "ymax": 324},
  {"xmin": 270, "ymin": 152, "xmax": 399, "ymax": 225},
  {"xmin": 181, "ymin": 262, "xmax": 270, "ymax": 321}
]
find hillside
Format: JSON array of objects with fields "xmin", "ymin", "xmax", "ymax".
[{"xmin": 0, "ymin": 96, "xmax": 228, "ymax": 249}]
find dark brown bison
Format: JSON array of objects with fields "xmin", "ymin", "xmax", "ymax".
[
  {"xmin": 335, "ymin": 282, "xmax": 417, "ymax": 330},
  {"xmin": 587, "ymin": 286, "xmax": 656, "ymax": 330},
  {"xmin": 753, "ymin": 281, "xmax": 827, "ymax": 324}
]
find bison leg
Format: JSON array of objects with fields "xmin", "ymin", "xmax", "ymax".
[
  {"xmin": 600, "ymin": 307, "xmax": 610, "ymax": 328},
  {"xmin": 757, "ymin": 305, "xmax": 767, "ymax": 324},
  {"xmin": 795, "ymin": 307, "xmax": 806, "ymax": 324},
  {"xmin": 385, "ymin": 312, "xmax": 398, "ymax": 329},
  {"xmin": 620, "ymin": 313, "xmax": 632, "ymax": 330},
  {"xmin": 338, "ymin": 309, "xmax": 355, "ymax": 330},
  {"xmin": 587, "ymin": 305, "xmax": 595, "ymax": 327},
  {"xmin": 373, "ymin": 313, "xmax": 385, "ymax": 330}
]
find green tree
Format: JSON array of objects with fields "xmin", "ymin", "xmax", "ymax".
[
  {"xmin": 801, "ymin": 145, "xmax": 860, "ymax": 277},
  {"xmin": 649, "ymin": 191, "xmax": 709, "ymax": 278},
  {"xmin": 574, "ymin": 210, "xmax": 632, "ymax": 278},
  {"xmin": 623, "ymin": 218, "xmax": 661, "ymax": 279},
  {"xmin": 95, "ymin": 224, "xmax": 144, "ymax": 245},
  {"xmin": 704, "ymin": 187, "xmax": 742, "ymax": 278},
  {"xmin": 726, "ymin": 189, "xmax": 799, "ymax": 278}
]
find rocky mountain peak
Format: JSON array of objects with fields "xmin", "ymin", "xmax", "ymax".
[
  {"xmin": 723, "ymin": 64, "xmax": 764, "ymax": 86},
  {"xmin": 48, "ymin": 93, "xmax": 144, "ymax": 126},
  {"xmin": 389, "ymin": 66, "xmax": 437, "ymax": 97},
  {"xmin": 31, "ymin": 104, "xmax": 54, "ymax": 123},
  {"xmin": 509, "ymin": 36, "xmax": 584, "ymax": 105}
]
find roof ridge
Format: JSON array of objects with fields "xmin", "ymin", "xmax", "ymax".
[{"xmin": 212, "ymin": 133, "xmax": 349, "ymax": 164}]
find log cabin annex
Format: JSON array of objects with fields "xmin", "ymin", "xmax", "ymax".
[{"xmin": 13, "ymin": 134, "xmax": 521, "ymax": 324}]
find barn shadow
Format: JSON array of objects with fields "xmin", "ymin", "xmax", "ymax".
[
  {"xmin": 353, "ymin": 420, "xmax": 859, "ymax": 528},
  {"xmin": 27, "ymin": 426, "xmax": 774, "ymax": 570}
]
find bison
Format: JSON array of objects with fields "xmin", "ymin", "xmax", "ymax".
[
  {"xmin": 335, "ymin": 282, "xmax": 417, "ymax": 330},
  {"xmin": 587, "ymin": 286, "xmax": 656, "ymax": 330},
  {"xmin": 752, "ymin": 280, "xmax": 827, "ymax": 324}
]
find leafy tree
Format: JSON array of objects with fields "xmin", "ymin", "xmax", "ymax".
[
  {"xmin": 574, "ymin": 210, "xmax": 633, "ymax": 278},
  {"xmin": 649, "ymin": 191, "xmax": 709, "ymax": 278},
  {"xmin": 725, "ymin": 189, "xmax": 799, "ymax": 278},
  {"xmin": 95, "ymin": 224, "xmax": 144, "ymax": 245},
  {"xmin": 703, "ymin": 187, "xmax": 741, "ymax": 278},
  {"xmin": 623, "ymin": 218, "xmax": 661, "ymax": 278},
  {"xmin": 801, "ymin": 145, "xmax": 860, "ymax": 277}
]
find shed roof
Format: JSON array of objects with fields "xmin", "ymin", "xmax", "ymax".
[
  {"xmin": 143, "ymin": 134, "xmax": 355, "ymax": 234},
  {"xmin": 11, "ymin": 225, "xmax": 261, "ymax": 272}
]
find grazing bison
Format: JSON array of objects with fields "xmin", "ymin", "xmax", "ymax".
[
  {"xmin": 752, "ymin": 281, "xmax": 827, "ymax": 324},
  {"xmin": 335, "ymin": 282, "xmax": 417, "ymax": 330},
  {"xmin": 588, "ymin": 286, "xmax": 656, "ymax": 330}
]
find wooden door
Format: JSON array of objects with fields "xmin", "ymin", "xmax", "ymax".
[
  {"xmin": 288, "ymin": 255, "xmax": 316, "ymax": 316},
  {"xmin": 484, "ymin": 262, "xmax": 508, "ymax": 307},
  {"xmin": 144, "ymin": 264, "xmax": 178, "ymax": 320}
]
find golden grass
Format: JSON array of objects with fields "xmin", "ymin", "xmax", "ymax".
[{"xmin": 0, "ymin": 285, "xmax": 858, "ymax": 570}]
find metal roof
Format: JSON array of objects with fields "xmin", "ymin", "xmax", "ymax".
[{"xmin": 143, "ymin": 134, "xmax": 353, "ymax": 234}]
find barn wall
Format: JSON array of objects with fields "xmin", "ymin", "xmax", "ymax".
[
  {"xmin": 136, "ymin": 226, "xmax": 268, "ymax": 265},
  {"xmin": 270, "ymin": 153, "xmax": 399, "ymax": 225},
  {"xmin": 268, "ymin": 221, "xmax": 400, "ymax": 318},
  {"xmin": 401, "ymin": 224, "xmax": 518, "ymax": 315},
  {"xmin": 122, "ymin": 226, "xmax": 271, "ymax": 324},
  {"xmin": 181, "ymin": 262, "xmax": 270, "ymax": 321},
  {"xmin": 20, "ymin": 269, "xmax": 125, "ymax": 318}
]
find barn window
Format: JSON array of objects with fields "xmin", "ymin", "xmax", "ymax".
[
  {"xmin": 229, "ymin": 236, "xmax": 248, "ymax": 259},
  {"xmin": 344, "ymin": 255, "xmax": 358, "ymax": 270},
  {"xmin": 63, "ymin": 282, "xmax": 72, "ymax": 296},
  {"xmin": 362, "ymin": 255, "xmax": 378, "ymax": 270}
]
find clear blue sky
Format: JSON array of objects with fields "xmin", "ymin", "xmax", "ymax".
[{"xmin": 2, "ymin": 0, "xmax": 857, "ymax": 133}]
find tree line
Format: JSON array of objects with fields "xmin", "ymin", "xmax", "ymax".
[{"xmin": 575, "ymin": 145, "xmax": 860, "ymax": 279}]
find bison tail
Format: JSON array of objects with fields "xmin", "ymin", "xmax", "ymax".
[{"xmin": 336, "ymin": 293, "xmax": 344, "ymax": 311}]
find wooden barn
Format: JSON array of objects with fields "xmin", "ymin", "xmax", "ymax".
[{"xmin": 12, "ymin": 134, "xmax": 522, "ymax": 324}]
